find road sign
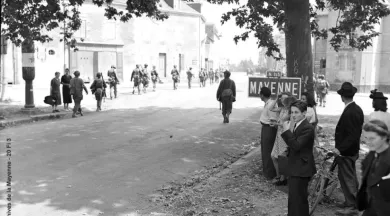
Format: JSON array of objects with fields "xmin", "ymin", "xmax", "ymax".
[
  {"xmin": 266, "ymin": 71, "xmax": 282, "ymax": 78},
  {"xmin": 248, "ymin": 77, "xmax": 301, "ymax": 98}
]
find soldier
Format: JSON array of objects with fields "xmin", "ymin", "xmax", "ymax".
[
  {"xmin": 150, "ymin": 66, "xmax": 159, "ymax": 92},
  {"xmin": 214, "ymin": 68, "xmax": 220, "ymax": 83},
  {"xmin": 131, "ymin": 65, "xmax": 142, "ymax": 95},
  {"xmin": 186, "ymin": 67, "xmax": 195, "ymax": 89},
  {"xmin": 316, "ymin": 74, "xmax": 330, "ymax": 107},
  {"xmin": 107, "ymin": 65, "xmax": 119, "ymax": 99},
  {"xmin": 171, "ymin": 65, "xmax": 180, "ymax": 90},
  {"xmin": 216, "ymin": 70, "xmax": 236, "ymax": 123},
  {"xmin": 209, "ymin": 68, "xmax": 215, "ymax": 84},
  {"xmin": 203, "ymin": 68, "xmax": 208, "ymax": 87},
  {"xmin": 141, "ymin": 64, "xmax": 150, "ymax": 93}
]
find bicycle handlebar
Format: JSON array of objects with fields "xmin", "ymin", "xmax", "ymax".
[{"xmin": 315, "ymin": 146, "xmax": 340, "ymax": 158}]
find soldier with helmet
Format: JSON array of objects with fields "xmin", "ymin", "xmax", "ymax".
[
  {"xmin": 131, "ymin": 65, "xmax": 142, "ymax": 95},
  {"xmin": 316, "ymin": 74, "xmax": 330, "ymax": 107}
]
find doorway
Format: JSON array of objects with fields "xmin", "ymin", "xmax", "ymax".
[{"xmin": 159, "ymin": 53, "xmax": 167, "ymax": 77}]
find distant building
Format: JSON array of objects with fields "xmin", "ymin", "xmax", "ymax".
[
  {"xmin": 204, "ymin": 23, "xmax": 221, "ymax": 71},
  {"xmin": 0, "ymin": 0, "xmax": 222, "ymax": 86},
  {"xmin": 313, "ymin": 6, "xmax": 390, "ymax": 93},
  {"xmin": 258, "ymin": 32, "xmax": 286, "ymax": 75}
]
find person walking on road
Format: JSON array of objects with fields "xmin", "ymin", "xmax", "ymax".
[
  {"xmin": 107, "ymin": 65, "xmax": 119, "ymax": 99},
  {"xmin": 369, "ymin": 89, "xmax": 390, "ymax": 130},
  {"xmin": 199, "ymin": 68, "xmax": 205, "ymax": 88},
  {"xmin": 171, "ymin": 65, "xmax": 180, "ymax": 90},
  {"xmin": 209, "ymin": 68, "xmax": 214, "ymax": 85},
  {"xmin": 214, "ymin": 69, "xmax": 220, "ymax": 83},
  {"xmin": 61, "ymin": 68, "xmax": 72, "ymax": 111},
  {"xmin": 90, "ymin": 72, "xmax": 106, "ymax": 112},
  {"xmin": 50, "ymin": 72, "xmax": 62, "ymax": 113},
  {"xmin": 259, "ymin": 87, "xmax": 278, "ymax": 180},
  {"xmin": 131, "ymin": 65, "xmax": 142, "ymax": 95},
  {"xmin": 70, "ymin": 71, "xmax": 88, "ymax": 118},
  {"xmin": 141, "ymin": 64, "xmax": 150, "ymax": 93},
  {"xmin": 357, "ymin": 119, "xmax": 390, "ymax": 216},
  {"xmin": 334, "ymin": 82, "xmax": 364, "ymax": 216},
  {"xmin": 216, "ymin": 70, "xmax": 236, "ymax": 123},
  {"xmin": 316, "ymin": 74, "xmax": 329, "ymax": 107},
  {"xmin": 150, "ymin": 66, "xmax": 159, "ymax": 92},
  {"xmin": 281, "ymin": 100, "xmax": 316, "ymax": 216},
  {"xmin": 186, "ymin": 67, "xmax": 195, "ymax": 89}
]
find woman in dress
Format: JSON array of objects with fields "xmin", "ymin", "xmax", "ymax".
[
  {"xmin": 369, "ymin": 89, "xmax": 390, "ymax": 130},
  {"xmin": 90, "ymin": 72, "xmax": 106, "ymax": 112},
  {"xmin": 50, "ymin": 72, "xmax": 62, "ymax": 112},
  {"xmin": 61, "ymin": 68, "xmax": 72, "ymax": 110},
  {"xmin": 270, "ymin": 92, "xmax": 297, "ymax": 185},
  {"xmin": 301, "ymin": 92, "xmax": 318, "ymax": 126},
  {"xmin": 357, "ymin": 119, "xmax": 390, "ymax": 216}
]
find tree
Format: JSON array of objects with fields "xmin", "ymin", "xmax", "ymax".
[
  {"xmin": 207, "ymin": 0, "xmax": 390, "ymax": 94},
  {"xmin": 1, "ymin": 0, "xmax": 168, "ymax": 48}
]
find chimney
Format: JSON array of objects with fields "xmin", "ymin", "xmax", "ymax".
[
  {"xmin": 187, "ymin": 2, "xmax": 202, "ymax": 13},
  {"xmin": 165, "ymin": 0, "xmax": 174, "ymax": 8}
]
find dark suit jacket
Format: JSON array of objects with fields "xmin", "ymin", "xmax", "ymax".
[
  {"xmin": 281, "ymin": 119, "xmax": 316, "ymax": 177},
  {"xmin": 335, "ymin": 102, "xmax": 364, "ymax": 156},
  {"xmin": 359, "ymin": 148, "xmax": 390, "ymax": 202},
  {"xmin": 216, "ymin": 78, "xmax": 236, "ymax": 101}
]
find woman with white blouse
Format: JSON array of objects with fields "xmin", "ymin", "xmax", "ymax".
[{"xmin": 369, "ymin": 89, "xmax": 390, "ymax": 130}]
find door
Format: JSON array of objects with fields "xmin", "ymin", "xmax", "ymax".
[
  {"xmin": 98, "ymin": 51, "xmax": 117, "ymax": 77},
  {"xmin": 159, "ymin": 53, "xmax": 166, "ymax": 77},
  {"xmin": 74, "ymin": 51, "xmax": 94, "ymax": 83}
]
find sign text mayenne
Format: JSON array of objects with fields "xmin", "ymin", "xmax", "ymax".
[{"xmin": 248, "ymin": 77, "xmax": 302, "ymax": 98}]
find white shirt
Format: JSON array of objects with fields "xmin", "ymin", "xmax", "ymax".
[
  {"xmin": 345, "ymin": 101, "xmax": 355, "ymax": 108},
  {"xmin": 293, "ymin": 118, "xmax": 306, "ymax": 132},
  {"xmin": 259, "ymin": 99, "xmax": 278, "ymax": 124},
  {"xmin": 305, "ymin": 107, "xmax": 316, "ymax": 123}
]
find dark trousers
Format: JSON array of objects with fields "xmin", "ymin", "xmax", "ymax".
[
  {"xmin": 288, "ymin": 176, "xmax": 310, "ymax": 216},
  {"xmin": 337, "ymin": 154, "xmax": 359, "ymax": 207},
  {"xmin": 221, "ymin": 97, "xmax": 232, "ymax": 115},
  {"xmin": 319, "ymin": 92, "xmax": 327, "ymax": 105},
  {"xmin": 110, "ymin": 83, "xmax": 117, "ymax": 98},
  {"xmin": 188, "ymin": 79, "xmax": 191, "ymax": 88},
  {"xmin": 363, "ymin": 188, "xmax": 390, "ymax": 216},
  {"xmin": 72, "ymin": 96, "xmax": 82, "ymax": 114},
  {"xmin": 260, "ymin": 124, "xmax": 277, "ymax": 179}
]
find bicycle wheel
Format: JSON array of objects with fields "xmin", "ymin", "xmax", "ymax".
[{"xmin": 309, "ymin": 174, "xmax": 327, "ymax": 216}]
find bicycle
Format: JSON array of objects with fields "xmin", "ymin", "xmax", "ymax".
[{"xmin": 308, "ymin": 146, "xmax": 340, "ymax": 216}]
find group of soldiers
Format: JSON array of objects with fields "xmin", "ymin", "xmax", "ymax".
[
  {"xmin": 104, "ymin": 64, "xmax": 226, "ymax": 98},
  {"xmin": 314, "ymin": 74, "xmax": 330, "ymax": 107}
]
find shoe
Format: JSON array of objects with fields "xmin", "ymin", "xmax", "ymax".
[
  {"xmin": 223, "ymin": 115, "xmax": 227, "ymax": 123},
  {"xmin": 80, "ymin": 112, "xmax": 83, "ymax": 116},
  {"xmin": 55, "ymin": 110, "xmax": 60, "ymax": 112},
  {"xmin": 226, "ymin": 114, "xmax": 230, "ymax": 123},
  {"xmin": 132, "ymin": 90, "xmax": 135, "ymax": 94},
  {"xmin": 271, "ymin": 176, "xmax": 281, "ymax": 184},
  {"xmin": 335, "ymin": 207, "xmax": 358, "ymax": 216},
  {"xmin": 275, "ymin": 179, "xmax": 287, "ymax": 186}
]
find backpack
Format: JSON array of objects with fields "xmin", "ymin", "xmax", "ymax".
[
  {"xmin": 317, "ymin": 80, "xmax": 326, "ymax": 90},
  {"xmin": 221, "ymin": 80, "xmax": 234, "ymax": 98}
]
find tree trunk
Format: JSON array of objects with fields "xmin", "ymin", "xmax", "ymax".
[
  {"xmin": 284, "ymin": 0, "xmax": 314, "ymax": 96},
  {"xmin": 0, "ymin": 53, "xmax": 6, "ymax": 101}
]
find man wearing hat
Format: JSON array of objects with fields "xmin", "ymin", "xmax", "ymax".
[
  {"xmin": 216, "ymin": 70, "xmax": 236, "ymax": 123},
  {"xmin": 107, "ymin": 65, "xmax": 119, "ymax": 99},
  {"xmin": 334, "ymin": 82, "xmax": 364, "ymax": 215},
  {"xmin": 369, "ymin": 89, "xmax": 390, "ymax": 130},
  {"xmin": 316, "ymin": 74, "xmax": 329, "ymax": 107},
  {"xmin": 69, "ymin": 71, "xmax": 89, "ymax": 118}
]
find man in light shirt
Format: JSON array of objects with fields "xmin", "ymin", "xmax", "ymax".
[{"xmin": 259, "ymin": 87, "xmax": 278, "ymax": 179}]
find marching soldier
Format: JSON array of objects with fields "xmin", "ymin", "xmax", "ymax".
[
  {"xmin": 316, "ymin": 74, "xmax": 330, "ymax": 107},
  {"xmin": 209, "ymin": 68, "xmax": 214, "ymax": 85},
  {"xmin": 215, "ymin": 68, "xmax": 220, "ymax": 83},
  {"xmin": 186, "ymin": 67, "xmax": 195, "ymax": 89},
  {"xmin": 107, "ymin": 65, "xmax": 119, "ymax": 99},
  {"xmin": 171, "ymin": 65, "xmax": 180, "ymax": 90},
  {"xmin": 141, "ymin": 64, "xmax": 150, "ymax": 93},
  {"xmin": 216, "ymin": 70, "xmax": 236, "ymax": 123},
  {"xmin": 199, "ymin": 68, "xmax": 205, "ymax": 88},
  {"xmin": 131, "ymin": 65, "xmax": 142, "ymax": 95},
  {"xmin": 150, "ymin": 66, "xmax": 159, "ymax": 92}
]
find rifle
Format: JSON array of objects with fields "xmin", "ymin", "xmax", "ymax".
[{"xmin": 101, "ymin": 74, "xmax": 107, "ymax": 103}]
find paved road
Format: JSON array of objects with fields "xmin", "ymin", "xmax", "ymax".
[
  {"xmin": 0, "ymin": 72, "xmax": 379, "ymax": 216},
  {"xmin": 0, "ymin": 73, "xmax": 262, "ymax": 216}
]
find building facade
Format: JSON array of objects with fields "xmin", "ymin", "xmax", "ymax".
[
  {"xmin": 313, "ymin": 6, "xmax": 390, "ymax": 93},
  {"xmin": 1, "ymin": 0, "xmax": 212, "ymax": 87}
]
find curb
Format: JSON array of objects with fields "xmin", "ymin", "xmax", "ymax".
[
  {"xmin": 0, "ymin": 113, "xmax": 69, "ymax": 129},
  {"xmin": 194, "ymin": 146, "xmax": 261, "ymax": 189}
]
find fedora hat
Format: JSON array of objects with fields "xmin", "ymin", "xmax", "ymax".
[
  {"xmin": 111, "ymin": 65, "xmax": 116, "ymax": 69},
  {"xmin": 337, "ymin": 82, "xmax": 357, "ymax": 97},
  {"xmin": 370, "ymin": 89, "xmax": 388, "ymax": 100}
]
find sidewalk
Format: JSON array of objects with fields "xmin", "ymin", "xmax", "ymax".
[{"xmin": 0, "ymin": 79, "xmax": 181, "ymax": 128}]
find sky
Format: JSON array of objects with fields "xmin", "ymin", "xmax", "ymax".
[{"xmin": 201, "ymin": 0, "xmax": 262, "ymax": 64}]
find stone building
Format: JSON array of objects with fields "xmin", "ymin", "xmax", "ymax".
[
  {"xmin": 1, "ymin": 0, "xmax": 216, "ymax": 87},
  {"xmin": 313, "ymin": 6, "xmax": 390, "ymax": 93},
  {"xmin": 204, "ymin": 23, "xmax": 221, "ymax": 71}
]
